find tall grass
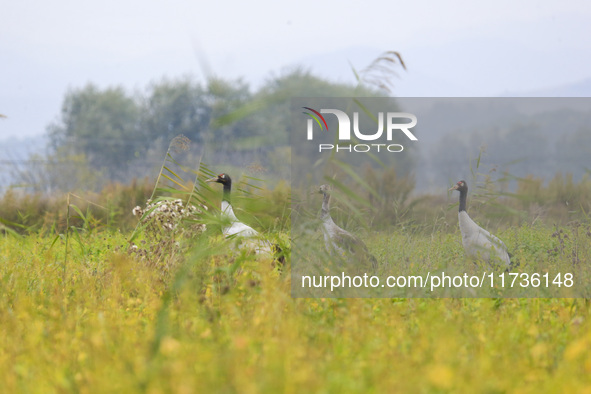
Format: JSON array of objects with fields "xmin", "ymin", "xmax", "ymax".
[
  {"xmin": 1, "ymin": 165, "xmax": 590, "ymax": 242},
  {"xmin": 0, "ymin": 178, "xmax": 154, "ymax": 234},
  {"xmin": 1, "ymin": 229, "xmax": 590, "ymax": 391},
  {"xmin": 1, "ymin": 137, "xmax": 591, "ymax": 390}
]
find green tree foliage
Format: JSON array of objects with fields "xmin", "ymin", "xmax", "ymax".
[
  {"xmin": 205, "ymin": 77, "xmax": 259, "ymax": 151},
  {"xmin": 48, "ymin": 84, "xmax": 140, "ymax": 181},
  {"xmin": 140, "ymin": 78, "xmax": 210, "ymax": 146},
  {"xmin": 43, "ymin": 70, "xmax": 387, "ymax": 192}
]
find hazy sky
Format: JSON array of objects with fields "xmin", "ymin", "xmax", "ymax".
[{"xmin": 1, "ymin": 0, "xmax": 591, "ymax": 139}]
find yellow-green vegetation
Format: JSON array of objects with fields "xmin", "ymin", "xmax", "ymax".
[{"xmin": 1, "ymin": 225, "xmax": 591, "ymax": 393}]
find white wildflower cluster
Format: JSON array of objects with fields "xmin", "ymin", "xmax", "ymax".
[
  {"xmin": 129, "ymin": 199, "xmax": 208, "ymax": 273},
  {"xmin": 132, "ymin": 198, "xmax": 207, "ymax": 235}
]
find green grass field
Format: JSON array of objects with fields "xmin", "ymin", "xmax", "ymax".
[{"xmin": 1, "ymin": 223, "xmax": 590, "ymax": 393}]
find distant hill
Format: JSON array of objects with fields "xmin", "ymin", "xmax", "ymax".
[
  {"xmin": 295, "ymin": 43, "xmax": 591, "ymax": 98},
  {"xmin": 499, "ymin": 78, "xmax": 591, "ymax": 97}
]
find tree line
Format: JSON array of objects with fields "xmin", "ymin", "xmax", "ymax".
[{"xmin": 18, "ymin": 69, "xmax": 382, "ymax": 193}]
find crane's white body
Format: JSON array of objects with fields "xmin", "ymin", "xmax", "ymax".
[
  {"xmin": 221, "ymin": 200, "xmax": 259, "ymax": 238},
  {"xmin": 207, "ymin": 173, "xmax": 273, "ymax": 256},
  {"xmin": 458, "ymin": 207, "xmax": 510, "ymax": 268},
  {"xmin": 219, "ymin": 196, "xmax": 271, "ymax": 255}
]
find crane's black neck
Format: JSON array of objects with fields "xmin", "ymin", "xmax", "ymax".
[
  {"xmin": 458, "ymin": 188, "xmax": 467, "ymax": 212},
  {"xmin": 222, "ymin": 181, "xmax": 232, "ymax": 203}
]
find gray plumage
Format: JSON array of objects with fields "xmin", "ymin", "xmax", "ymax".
[
  {"xmin": 318, "ymin": 185, "xmax": 377, "ymax": 270},
  {"xmin": 449, "ymin": 180, "xmax": 511, "ymax": 268}
]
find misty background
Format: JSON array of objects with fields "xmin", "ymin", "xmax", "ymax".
[{"xmin": 1, "ymin": 0, "xmax": 591, "ymax": 194}]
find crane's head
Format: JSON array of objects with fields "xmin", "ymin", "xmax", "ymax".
[
  {"xmin": 449, "ymin": 180, "xmax": 467, "ymax": 192},
  {"xmin": 206, "ymin": 173, "xmax": 232, "ymax": 185},
  {"xmin": 318, "ymin": 184, "xmax": 333, "ymax": 195}
]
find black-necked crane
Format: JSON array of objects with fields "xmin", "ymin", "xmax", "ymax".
[
  {"xmin": 206, "ymin": 173, "xmax": 272, "ymax": 255},
  {"xmin": 449, "ymin": 180, "xmax": 511, "ymax": 268}
]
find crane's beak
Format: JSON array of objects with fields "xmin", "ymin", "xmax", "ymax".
[
  {"xmin": 205, "ymin": 176, "xmax": 218, "ymax": 183},
  {"xmin": 448, "ymin": 184, "xmax": 459, "ymax": 191}
]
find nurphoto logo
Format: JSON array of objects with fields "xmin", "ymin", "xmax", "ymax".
[{"xmin": 303, "ymin": 107, "xmax": 418, "ymax": 153}]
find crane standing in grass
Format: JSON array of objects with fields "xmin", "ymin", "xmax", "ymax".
[
  {"xmin": 206, "ymin": 173, "xmax": 272, "ymax": 255},
  {"xmin": 318, "ymin": 184, "xmax": 378, "ymax": 272},
  {"xmin": 207, "ymin": 173, "xmax": 259, "ymax": 238},
  {"xmin": 449, "ymin": 180, "xmax": 511, "ymax": 268}
]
